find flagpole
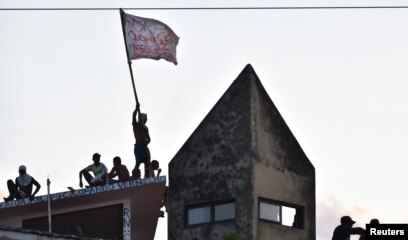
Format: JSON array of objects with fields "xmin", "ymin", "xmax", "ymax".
[
  {"xmin": 120, "ymin": 9, "xmax": 141, "ymax": 113},
  {"xmin": 47, "ymin": 176, "xmax": 52, "ymax": 233}
]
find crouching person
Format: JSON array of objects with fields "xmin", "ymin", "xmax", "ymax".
[{"xmin": 3, "ymin": 165, "xmax": 41, "ymax": 202}]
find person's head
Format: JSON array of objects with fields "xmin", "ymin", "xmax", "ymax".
[
  {"xmin": 151, "ymin": 160, "xmax": 159, "ymax": 170},
  {"xmin": 18, "ymin": 165, "xmax": 27, "ymax": 175},
  {"xmin": 139, "ymin": 113, "xmax": 148, "ymax": 124},
  {"xmin": 92, "ymin": 153, "xmax": 101, "ymax": 164},
  {"xmin": 340, "ymin": 216, "xmax": 356, "ymax": 227},
  {"xmin": 370, "ymin": 219, "xmax": 380, "ymax": 224},
  {"xmin": 132, "ymin": 168, "xmax": 141, "ymax": 179},
  {"xmin": 113, "ymin": 156, "xmax": 121, "ymax": 165}
]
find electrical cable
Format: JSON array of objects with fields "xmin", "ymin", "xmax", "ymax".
[{"xmin": 1, "ymin": 6, "xmax": 408, "ymax": 11}]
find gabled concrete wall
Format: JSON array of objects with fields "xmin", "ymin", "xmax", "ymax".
[
  {"xmin": 168, "ymin": 66, "xmax": 254, "ymax": 240},
  {"xmin": 249, "ymin": 74, "xmax": 315, "ymax": 240},
  {"xmin": 168, "ymin": 64, "xmax": 315, "ymax": 240}
]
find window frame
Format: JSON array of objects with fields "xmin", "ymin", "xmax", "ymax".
[
  {"xmin": 185, "ymin": 199, "xmax": 236, "ymax": 228},
  {"xmin": 258, "ymin": 197, "xmax": 304, "ymax": 229},
  {"xmin": 214, "ymin": 201, "xmax": 236, "ymax": 223},
  {"xmin": 259, "ymin": 199, "xmax": 282, "ymax": 224},
  {"xmin": 185, "ymin": 204, "xmax": 212, "ymax": 227}
]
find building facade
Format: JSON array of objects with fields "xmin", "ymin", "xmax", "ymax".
[
  {"xmin": 0, "ymin": 177, "xmax": 166, "ymax": 240},
  {"xmin": 168, "ymin": 64, "xmax": 315, "ymax": 240}
]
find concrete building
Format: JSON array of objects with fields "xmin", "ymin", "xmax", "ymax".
[
  {"xmin": 0, "ymin": 177, "xmax": 166, "ymax": 240},
  {"xmin": 168, "ymin": 64, "xmax": 315, "ymax": 240}
]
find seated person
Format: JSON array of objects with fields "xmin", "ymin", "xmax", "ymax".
[
  {"xmin": 79, "ymin": 153, "xmax": 108, "ymax": 188},
  {"xmin": 108, "ymin": 156, "xmax": 130, "ymax": 183},
  {"xmin": 130, "ymin": 168, "xmax": 141, "ymax": 180},
  {"xmin": 3, "ymin": 165, "xmax": 41, "ymax": 202},
  {"xmin": 151, "ymin": 160, "xmax": 162, "ymax": 177}
]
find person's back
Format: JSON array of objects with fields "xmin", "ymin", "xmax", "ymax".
[
  {"xmin": 333, "ymin": 224, "xmax": 352, "ymax": 240},
  {"xmin": 115, "ymin": 164, "xmax": 130, "ymax": 181}
]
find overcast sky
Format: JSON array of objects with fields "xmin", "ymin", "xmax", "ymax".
[{"xmin": 1, "ymin": 0, "xmax": 408, "ymax": 239}]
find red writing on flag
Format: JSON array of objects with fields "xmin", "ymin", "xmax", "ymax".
[{"xmin": 123, "ymin": 13, "xmax": 179, "ymax": 65}]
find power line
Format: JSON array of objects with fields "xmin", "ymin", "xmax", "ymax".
[{"xmin": 1, "ymin": 6, "xmax": 408, "ymax": 11}]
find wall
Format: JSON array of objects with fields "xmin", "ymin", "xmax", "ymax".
[
  {"xmin": 168, "ymin": 64, "xmax": 316, "ymax": 240},
  {"xmin": 250, "ymin": 74, "xmax": 316, "ymax": 240}
]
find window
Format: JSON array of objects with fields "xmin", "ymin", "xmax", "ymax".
[
  {"xmin": 259, "ymin": 198, "xmax": 304, "ymax": 229},
  {"xmin": 214, "ymin": 202, "xmax": 235, "ymax": 222},
  {"xmin": 186, "ymin": 200, "xmax": 235, "ymax": 227},
  {"xmin": 259, "ymin": 201, "xmax": 280, "ymax": 222},
  {"xmin": 187, "ymin": 206, "xmax": 211, "ymax": 225}
]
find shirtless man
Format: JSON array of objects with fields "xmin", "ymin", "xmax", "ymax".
[
  {"xmin": 132, "ymin": 104, "xmax": 151, "ymax": 178},
  {"xmin": 108, "ymin": 156, "xmax": 130, "ymax": 183}
]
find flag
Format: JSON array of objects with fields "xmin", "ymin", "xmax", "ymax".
[{"xmin": 121, "ymin": 10, "xmax": 180, "ymax": 65}]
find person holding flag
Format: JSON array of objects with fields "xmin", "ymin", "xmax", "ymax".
[
  {"xmin": 132, "ymin": 104, "xmax": 151, "ymax": 178},
  {"xmin": 120, "ymin": 10, "xmax": 179, "ymax": 177}
]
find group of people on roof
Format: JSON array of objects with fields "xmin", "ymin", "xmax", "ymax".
[
  {"xmin": 3, "ymin": 105, "xmax": 161, "ymax": 202},
  {"xmin": 332, "ymin": 215, "xmax": 380, "ymax": 240},
  {"xmin": 79, "ymin": 153, "xmax": 161, "ymax": 188}
]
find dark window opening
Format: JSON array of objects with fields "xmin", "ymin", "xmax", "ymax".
[
  {"xmin": 23, "ymin": 204, "xmax": 123, "ymax": 239},
  {"xmin": 259, "ymin": 198, "xmax": 304, "ymax": 229}
]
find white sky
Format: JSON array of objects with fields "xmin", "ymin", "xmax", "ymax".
[{"xmin": 1, "ymin": 1, "xmax": 408, "ymax": 239}]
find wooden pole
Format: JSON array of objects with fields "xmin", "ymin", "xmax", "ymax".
[{"xmin": 120, "ymin": 9, "xmax": 141, "ymax": 113}]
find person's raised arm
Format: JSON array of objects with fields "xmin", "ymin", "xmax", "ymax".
[{"xmin": 132, "ymin": 104, "xmax": 140, "ymax": 125}]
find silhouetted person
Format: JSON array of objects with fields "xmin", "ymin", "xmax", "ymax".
[
  {"xmin": 133, "ymin": 104, "xmax": 151, "ymax": 178},
  {"xmin": 151, "ymin": 160, "xmax": 162, "ymax": 177},
  {"xmin": 359, "ymin": 219, "xmax": 380, "ymax": 240},
  {"xmin": 158, "ymin": 186, "xmax": 169, "ymax": 218},
  {"xmin": 130, "ymin": 168, "xmax": 141, "ymax": 180},
  {"xmin": 79, "ymin": 153, "xmax": 108, "ymax": 188},
  {"xmin": 3, "ymin": 165, "xmax": 41, "ymax": 202},
  {"xmin": 332, "ymin": 216, "xmax": 364, "ymax": 240},
  {"xmin": 108, "ymin": 156, "xmax": 130, "ymax": 183},
  {"xmin": 370, "ymin": 219, "xmax": 380, "ymax": 224}
]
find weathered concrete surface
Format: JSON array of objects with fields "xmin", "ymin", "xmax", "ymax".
[
  {"xmin": 249, "ymin": 68, "xmax": 315, "ymax": 240},
  {"xmin": 168, "ymin": 64, "xmax": 315, "ymax": 240}
]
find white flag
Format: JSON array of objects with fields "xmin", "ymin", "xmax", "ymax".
[{"xmin": 121, "ymin": 11, "xmax": 179, "ymax": 65}]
